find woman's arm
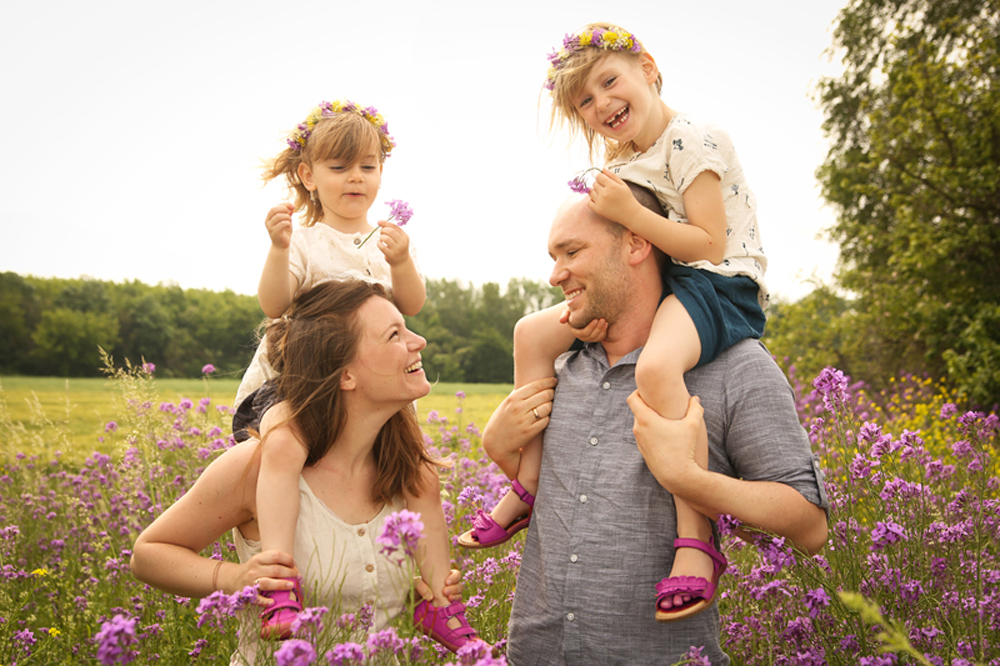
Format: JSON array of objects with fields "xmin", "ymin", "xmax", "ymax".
[{"xmin": 130, "ymin": 443, "xmax": 299, "ymax": 598}]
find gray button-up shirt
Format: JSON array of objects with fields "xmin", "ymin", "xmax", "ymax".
[{"xmin": 507, "ymin": 339, "xmax": 828, "ymax": 665}]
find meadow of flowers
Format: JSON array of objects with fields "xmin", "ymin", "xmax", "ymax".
[{"xmin": 1, "ymin": 359, "xmax": 997, "ymax": 665}]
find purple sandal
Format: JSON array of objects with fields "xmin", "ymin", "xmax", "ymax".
[
  {"xmin": 457, "ymin": 480, "xmax": 535, "ymax": 549},
  {"xmin": 413, "ymin": 598, "xmax": 482, "ymax": 653},
  {"xmin": 654, "ymin": 537, "xmax": 728, "ymax": 622},
  {"xmin": 259, "ymin": 577, "xmax": 303, "ymax": 640}
]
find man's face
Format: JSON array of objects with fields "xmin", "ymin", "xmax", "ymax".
[{"xmin": 547, "ymin": 200, "xmax": 631, "ymax": 329}]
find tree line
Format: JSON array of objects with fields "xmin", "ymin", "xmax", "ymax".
[{"xmin": 0, "ymin": 272, "xmax": 564, "ymax": 385}]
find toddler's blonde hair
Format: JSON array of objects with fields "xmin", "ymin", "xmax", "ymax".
[
  {"xmin": 262, "ymin": 112, "xmax": 387, "ymax": 227},
  {"xmin": 547, "ymin": 22, "xmax": 662, "ymax": 163}
]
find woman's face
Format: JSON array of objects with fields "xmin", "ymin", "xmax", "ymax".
[{"xmin": 347, "ymin": 296, "xmax": 429, "ymax": 404}]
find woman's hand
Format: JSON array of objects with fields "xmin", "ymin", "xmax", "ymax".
[
  {"xmin": 482, "ymin": 378, "xmax": 557, "ymax": 478},
  {"xmin": 231, "ymin": 550, "xmax": 300, "ymax": 606},
  {"xmin": 414, "ymin": 568, "xmax": 463, "ymax": 603}
]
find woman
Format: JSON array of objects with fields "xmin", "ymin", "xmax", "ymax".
[{"xmin": 130, "ymin": 280, "xmax": 474, "ymax": 663}]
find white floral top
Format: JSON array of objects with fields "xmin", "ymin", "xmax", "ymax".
[{"xmin": 607, "ymin": 114, "xmax": 769, "ymax": 309}]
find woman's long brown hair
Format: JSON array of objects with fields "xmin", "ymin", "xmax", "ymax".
[{"xmin": 263, "ymin": 279, "xmax": 438, "ymax": 504}]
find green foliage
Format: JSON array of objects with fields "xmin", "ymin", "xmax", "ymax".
[
  {"xmin": 815, "ymin": 0, "xmax": 1000, "ymax": 404},
  {"xmin": 2, "ymin": 273, "xmax": 263, "ymax": 378},
  {"xmin": 406, "ymin": 277, "xmax": 563, "ymax": 384}
]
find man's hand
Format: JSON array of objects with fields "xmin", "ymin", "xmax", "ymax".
[{"xmin": 627, "ymin": 392, "xmax": 706, "ymax": 494}]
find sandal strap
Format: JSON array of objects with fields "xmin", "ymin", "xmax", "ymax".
[
  {"xmin": 673, "ymin": 537, "xmax": 728, "ymax": 574},
  {"xmin": 259, "ymin": 598, "xmax": 302, "ymax": 620},
  {"xmin": 511, "ymin": 479, "xmax": 536, "ymax": 507}
]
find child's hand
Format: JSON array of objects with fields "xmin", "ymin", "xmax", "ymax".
[
  {"xmin": 264, "ymin": 203, "xmax": 295, "ymax": 249},
  {"xmin": 559, "ymin": 308, "xmax": 608, "ymax": 343},
  {"xmin": 375, "ymin": 220, "xmax": 411, "ymax": 266},
  {"xmin": 589, "ymin": 169, "xmax": 640, "ymax": 228}
]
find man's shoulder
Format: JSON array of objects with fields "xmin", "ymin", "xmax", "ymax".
[{"xmin": 688, "ymin": 339, "xmax": 786, "ymax": 389}]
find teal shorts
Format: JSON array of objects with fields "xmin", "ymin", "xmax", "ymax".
[{"xmin": 662, "ymin": 264, "xmax": 765, "ymax": 368}]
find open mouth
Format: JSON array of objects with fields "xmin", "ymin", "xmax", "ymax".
[
  {"xmin": 607, "ymin": 106, "xmax": 629, "ymax": 129},
  {"xmin": 563, "ymin": 288, "xmax": 583, "ymax": 306},
  {"xmin": 405, "ymin": 361, "xmax": 423, "ymax": 374}
]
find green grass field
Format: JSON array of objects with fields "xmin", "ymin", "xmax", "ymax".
[{"xmin": 0, "ymin": 375, "xmax": 510, "ymax": 461}]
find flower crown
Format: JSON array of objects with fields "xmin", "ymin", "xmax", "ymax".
[
  {"xmin": 286, "ymin": 99, "xmax": 395, "ymax": 156},
  {"xmin": 544, "ymin": 26, "xmax": 643, "ymax": 92}
]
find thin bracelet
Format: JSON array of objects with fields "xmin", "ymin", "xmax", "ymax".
[{"xmin": 211, "ymin": 559, "xmax": 224, "ymax": 591}]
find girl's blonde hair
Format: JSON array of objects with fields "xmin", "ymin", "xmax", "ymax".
[
  {"xmin": 263, "ymin": 279, "xmax": 439, "ymax": 504},
  {"xmin": 262, "ymin": 111, "xmax": 390, "ymax": 227},
  {"xmin": 547, "ymin": 22, "xmax": 662, "ymax": 163}
]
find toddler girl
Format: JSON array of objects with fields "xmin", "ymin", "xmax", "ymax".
[
  {"xmin": 233, "ymin": 101, "xmax": 451, "ymax": 642},
  {"xmin": 460, "ymin": 23, "xmax": 767, "ymax": 623}
]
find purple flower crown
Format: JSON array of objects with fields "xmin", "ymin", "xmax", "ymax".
[
  {"xmin": 286, "ymin": 99, "xmax": 395, "ymax": 156},
  {"xmin": 545, "ymin": 26, "xmax": 643, "ymax": 93}
]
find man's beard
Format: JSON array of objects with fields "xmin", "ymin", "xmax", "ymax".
[{"xmin": 567, "ymin": 250, "xmax": 631, "ymax": 330}]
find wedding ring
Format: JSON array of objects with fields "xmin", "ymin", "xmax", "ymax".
[{"xmin": 532, "ymin": 407, "xmax": 541, "ymax": 420}]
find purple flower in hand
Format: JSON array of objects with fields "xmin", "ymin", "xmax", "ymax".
[{"xmin": 357, "ymin": 199, "xmax": 414, "ymax": 248}]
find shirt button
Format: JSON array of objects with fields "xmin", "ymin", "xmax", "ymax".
[
  {"xmin": 579, "ymin": 494, "xmax": 588, "ymax": 503},
  {"xmin": 589, "ymin": 437, "xmax": 598, "ymax": 446},
  {"xmin": 566, "ymin": 612, "xmax": 576, "ymax": 622},
  {"xmin": 570, "ymin": 554, "xmax": 579, "ymax": 563},
  {"xmin": 353, "ymin": 237, "xmax": 362, "ymax": 246},
  {"xmin": 357, "ymin": 528, "xmax": 366, "ymax": 536},
  {"xmin": 602, "ymin": 381, "xmax": 611, "ymax": 389},
  {"xmin": 365, "ymin": 564, "xmax": 374, "ymax": 573}
]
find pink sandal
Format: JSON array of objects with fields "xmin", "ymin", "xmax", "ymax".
[
  {"xmin": 413, "ymin": 599, "xmax": 482, "ymax": 653},
  {"xmin": 259, "ymin": 577, "xmax": 303, "ymax": 640},
  {"xmin": 457, "ymin": 480, "xmax": 535, "ymax": 549},
  {"xmin": 654, "ymin": 537, "xmax": 728, "ymax": 622}
]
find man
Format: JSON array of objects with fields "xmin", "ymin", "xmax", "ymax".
[{"xmin": 483, "ymin": 192, "xmax": 829, "ymax": 665}]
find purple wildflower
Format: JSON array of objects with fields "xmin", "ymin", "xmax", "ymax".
[
  {"xmin": 326, "ymin": 642, "xmax": 365, "ymax": 665},
  {"xmin": 201, "ymin": 364, "xmax": 216, "ymax": 374},
  {"xmin": 813, "ymin": 367, "xmax": 850, "ymax": 413},
  {"xmin": 377, "ymin": 509, "xmax": 424, "ymax": 559},
  {"xmin": 105, "ymin": 421, "xmax": 118, "ymax": 433},
  {"xmin": 367, "ymin": 627, "xmax": 406, "ymax": 656},
  {"xmin": 804, "ymin": 588, "xmax": 831, "ymax": 617},
  {"xmin": 94, "ymin": 614, "xmax": 138, "ymax": 665},
  {"xmin": 568, "ymin": 176, "xmax": 591, "ymax": 193},
  {"xmin": 385, "ymin": 199, "xmax": 413, "ymax": 225},
  {"xmin": 870, "ymin": 521, "xmax": 907, "ymax": 550},
  {"xmin": 13, "ymin": 628, "xmax": 37, "ymax": 654},
  {"xmin": 679, "ymin": 645, "xmax": 711, "ymax": 666},
  {"xmin": 274, "ymin": 638, "xmax": 316, "ymax": 666},
  {"xmin": 141, "ymin": 362, "xmax": 156, "ymax": 374},
  {"xmin": 291, "ymin": 606, "xmax": 328, "ymax": 635}
]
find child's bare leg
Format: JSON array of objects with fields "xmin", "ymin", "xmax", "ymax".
[
  {"xmin": 487, "ymin": 307, "xmax": 574, "ymax": 527},
  {"xmin": 257, "ymin": 404, "xmax": 309, "ymax": 559},
  {"xmin": 634, "ymin": 296, "xmax": 714, "ymax": 608},
  {"xmin": 408, "ymin": 465, "xmax": 464, "ymax": 629}
]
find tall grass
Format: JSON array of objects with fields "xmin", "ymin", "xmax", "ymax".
[{"xmin": 1, "ymin": 362, "xmax": 996, "ymax": 665}]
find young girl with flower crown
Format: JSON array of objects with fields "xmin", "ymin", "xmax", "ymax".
[
  {"xmin": 230, "ymin": 101, "xmax": 473, "ymax": 647},
  {"xmin": 459, "ymin": 23, "xmax": 768, "ymax": 623}
]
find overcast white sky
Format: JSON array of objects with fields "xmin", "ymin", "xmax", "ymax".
[{"xmin": 1, "ymin": 0, "xmax": 846, "ymax": 303}]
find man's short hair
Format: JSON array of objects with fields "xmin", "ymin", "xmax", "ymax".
[{"xmin": 622, "ymin": 182, "xmax": 670, "ymax": 272}]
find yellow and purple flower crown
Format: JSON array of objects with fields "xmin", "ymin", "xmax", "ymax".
[
  {"xmin": 544, "ymin": 26, "xmax": 643, "ymax": 92},
  {"xmin": 286, "ymin": 99, "xmax": 395, "ymax": 156}
]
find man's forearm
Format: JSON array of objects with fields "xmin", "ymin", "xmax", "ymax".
[{"xmin": 676, "ymin": 468, "xmax": 829, "ymax": 555}]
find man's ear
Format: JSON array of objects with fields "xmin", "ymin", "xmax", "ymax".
[{"xmin": 625, "ymin": 231, "xmax": 654, "ymax": 266}]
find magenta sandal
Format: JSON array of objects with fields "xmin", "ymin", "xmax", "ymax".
[
  {"xmin": 654, "ymin": 537, "xmax": 728, "ymax": 622},
  {"xmin": 413, "ymin": 599, "xmax": 482, "ymax": 653},
  {"xmin": 259, "ymin": 577, "xmax": 303, "ymax": 640},
  {"xmin": 456, "ymin": 480, "xmax": 535, "ymax": 549}
]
